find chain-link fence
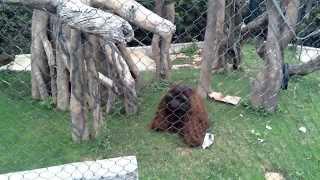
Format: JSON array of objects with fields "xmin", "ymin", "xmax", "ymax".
[{"xmin": 0, "ymin": 0, "xmax": 320, "ymax": 179}]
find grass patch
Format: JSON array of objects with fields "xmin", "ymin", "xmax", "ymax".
[{"xmin": 0, "ymin": 44, "xmax": 319, "ymax": 179}]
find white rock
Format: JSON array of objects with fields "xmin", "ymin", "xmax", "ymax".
[
  {"xmin": 266, "ymin": 125, "xmax": 272, "ymax": 130},
  {"xmin": 299, "ymin": 126, "xmax": 307, "ymax": 133},
  {"xmin": 257, "ymin": 138, "xmax": 264, "ymax": 143}
]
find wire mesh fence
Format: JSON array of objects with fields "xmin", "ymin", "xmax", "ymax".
[{"xmin": 0, "ymin": 0, "xmax": 320, "ymax": 179}]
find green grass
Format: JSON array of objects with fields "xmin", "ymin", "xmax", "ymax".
[{"xmin": 0, "ymin": 44, "xmax": 320, "ymax": 179}]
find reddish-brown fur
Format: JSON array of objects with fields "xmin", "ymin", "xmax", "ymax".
[{"xmin": 149, "ymin": 85, "xmax": 210, "ymax": 147}]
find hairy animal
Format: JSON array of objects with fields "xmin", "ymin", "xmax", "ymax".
[{"xmin": 149, "ymin": 84, "xmax": 210, "ymax": 147}]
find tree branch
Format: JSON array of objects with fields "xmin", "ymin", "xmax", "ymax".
[{"xmin": 288, "ymin": 55, "xmax": 320, "ymax": 76}]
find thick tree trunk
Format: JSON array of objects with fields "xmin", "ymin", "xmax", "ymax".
[
  {"xmin": 31, "ymin": 10, "xmax": 51, "ymax": 100},
  {"xmin": 85, "ymin": 35, "xmax": 104, "ymax": 138},
  {"xmin": 288, "ymin": 55, "xmax": 320, "ymax": 76},
  {"xmin": 253, "ymin": 0, "xmax": 299, "ymax": 59},
  {"xmin": 152, "ymin": 0, "xmax": 163, "ymax": 79},
  {"xmin": 96, "ymin": 42, "xmax": 117, "ymax": 114},
  {"xmin": 48, "ymin": 15, "xmax": 58, "ymax": 105},
  {"xmin": 279, "ymin": 0, "xmax": 299, "ymax": 49},
  {"xmin": 101, "ymin": 41, "xmax": 138, "ymax": 114},
  {"xmin": 69, "ymin": 29, "xmax": 89, "ymax": 142},
  {"xmin": 151, "ymin": 0, "xmax": 175, "ymax": 80},
  {"xmin": 250, "ymin": 0, "xmax": 283, "ymax": 112},
  {"xmin": 221, "ymin": 0, "xmax": 242, "ymax": 70},
  {"xmin": 56, "ymin": 24, "xmax": 71, "ymax": 111},
  {"xmin": 160, "ymin": 1, "xmax": 175, "ymax": 73},
  {"xmin": 197, "ymin": 0, "xmax": 225, "ymax": 97},
  {"xmin": 107, "ymin": 43, "xmax": 138, "ymax": 114}
]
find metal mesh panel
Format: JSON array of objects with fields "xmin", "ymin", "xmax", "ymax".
[{"xmin": 0, "ymin": 0, "xmax": 320, "ymax": 179}]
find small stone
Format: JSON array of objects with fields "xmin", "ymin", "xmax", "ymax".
[
  {"xmin": 299, "ymin": 126, "xmax": 307, "ymax": 133},
  {"xmin": 257, "ymin": 138, "xmax": 264, "ymax": 143},
  {"xmin": 266, "ymin": 125, "xmax": 272, "ymax": 130},
  {"xmin": 240, "ymin": 114, "xmax": 244, "ymax": 117}
]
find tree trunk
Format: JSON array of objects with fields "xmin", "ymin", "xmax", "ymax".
[
  {"xmin": 104, "ymin": 43, "xmax": 138, "ymax": 114},
  {"xmin": 85, "ymin": 35, "xmax": 104, "ymax": 138},
  {"xmin": 250, "ymin": 0, "xmax": 283, "ymax": 112},
  {"xmin": 6, "ymin": 0, "xmax": 176, "ymax": 141},
  {"xmin": 31, "ymin": 10, "xmax": 51, "ymax": 100},
  {"xmin": 222, "ymin": 0, "xmax": 242, "ymax": 70},
  {"xmin": 151, "ymin": 0, "xmax": 175, "ymax": 80},
  {"xmin": 117, "ymin": 43, "xmax": 141, "ymax": 87},
  {"xmin": 253, "ymin": 0, "xmax": 299, "ymax": 59},
  {"xmin": 97, "ymin": 43, "xmax": 117, "ymax": 114},
  {"xmin": 56, "ymin": 23, "xmax": 71, "ymax": 111},
  {"xmin": 69, "ymin": 29, "xmax": 89, "ymax": 142},
  {"xmin": 197, "ymin": 0, "xmax": 225, "ymax": 97},
  {"xmin": 151, "ymin": 0, "xmax": 163, "ymax": 78},
  {"xmin": 48, "ymin": 15, "xmax": 58, "ymax": 105}
]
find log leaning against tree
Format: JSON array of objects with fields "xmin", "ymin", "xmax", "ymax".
[
  {"xmin": 93, "ymin": 0, "xmax": 176, "ymax": 39},
  {"xmin": 4, "ymin": 0, "xmax": 176, "ymax": 40}
]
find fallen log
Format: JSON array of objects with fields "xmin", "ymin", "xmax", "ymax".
[{"xmin": 288, "ymin": 55, "xmax": 320, "ymax": 76}]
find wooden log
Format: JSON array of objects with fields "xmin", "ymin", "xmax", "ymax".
[
  {"xmin": 31, "ymin": 10, "xmax": 50, "ymax": 100},
  {"xmin": 56, "ymin": 23, "xmax": 71, "ymax": 111},
  {"xmin": 151, "ymin": 0, "xmax": 175, "ymax": 80},
  {"xmin": 57, "ymin": 0, "xmax": 134, "ymax": 43},
  {"xmin": 103, "ymin": 42, "xmax": 138, "ymax": 114},
  {"xmin": 117, "ymin": 43, "xmax": 140, "ymax": 85},
  {"xmin": 253, "ymin": 0, "xmax": 299, "ymax": 59},
  {"xmin": 288, "ymin": 55, "xmax": 320, "ymax": 76},
  {"xmin": 48, "ymin": 15, "xmax": 58, "ymax": 105},
  {"xmin": 69, "ymin": 29, "xmax": 89, "ymax": 142},
  {"xmin": 93, "ymin": 0, "xmax": 176, "ymax": 38},
  {"xmin": 159, "ymin": 1, "xmax": 175, "ymax": 79},
  {"xmin": 85, "ymin": 34, "xmax": 104, "ymax": 138},
  {"xmin": 5, "ymin": 0, "xmax": 176, "ymax": 40},
  {"xmin": 151, "ymin": 0, "xmax": 163, "ymax": 79}
]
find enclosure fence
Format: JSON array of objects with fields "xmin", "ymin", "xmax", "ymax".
[{"xmin": 0, "ymin": 0, "xmax": 320, "ymax": 179}]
